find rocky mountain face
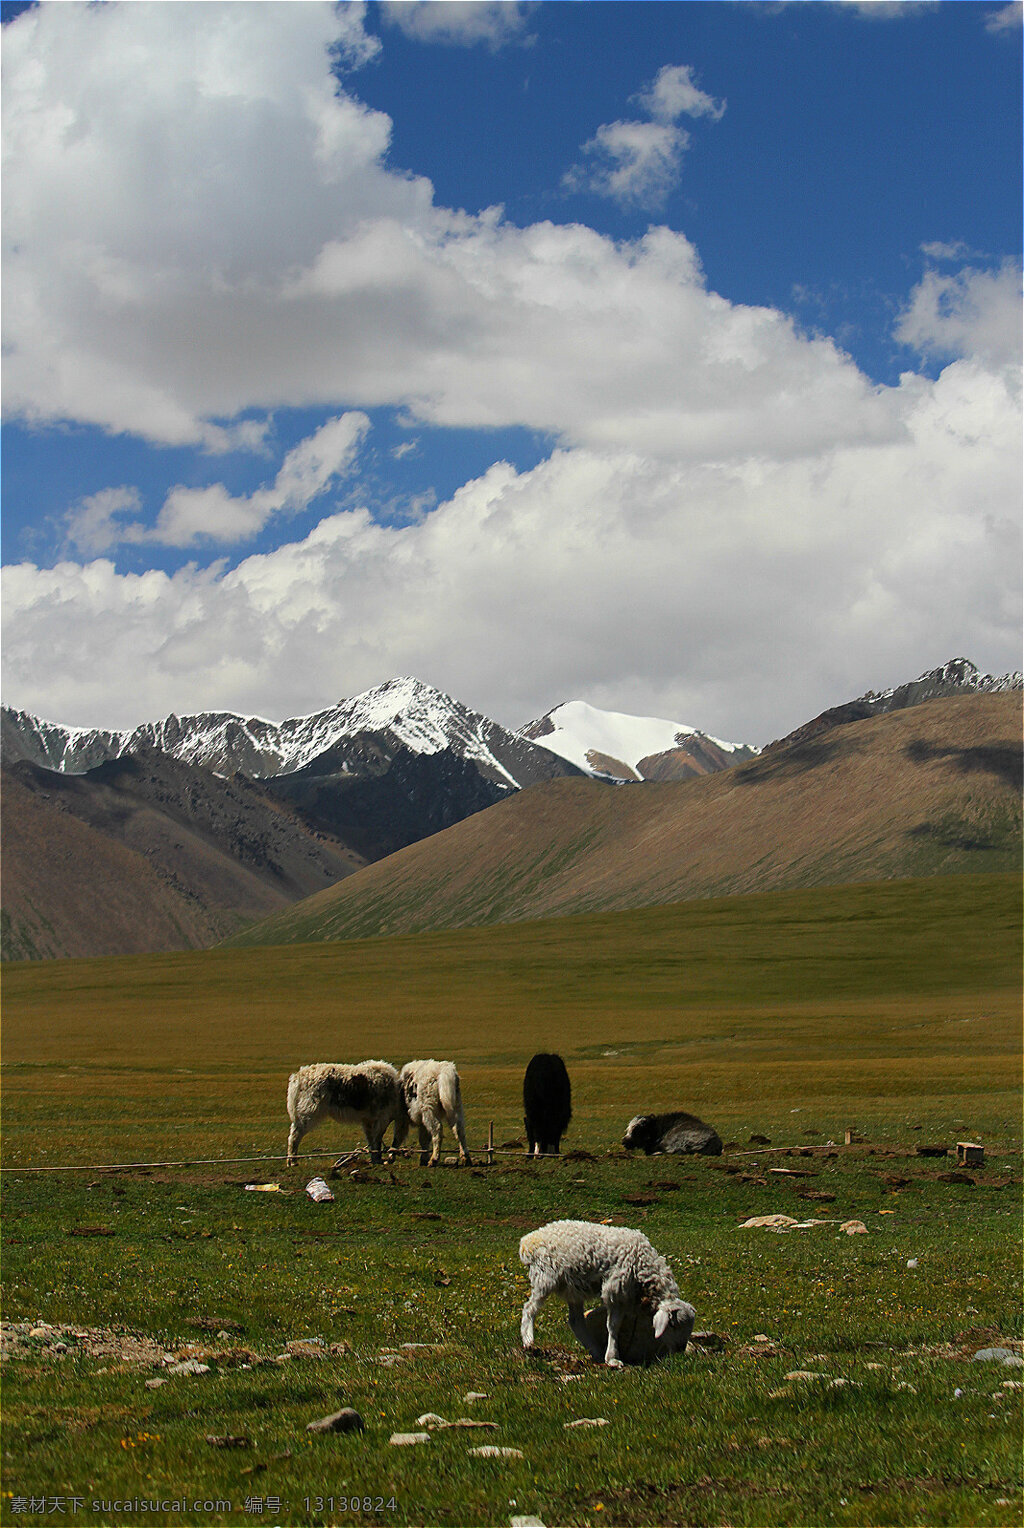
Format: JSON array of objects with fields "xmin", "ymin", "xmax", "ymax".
[
  {"xmin": 764, "ymin": 659, "xmax": 1023, "ymax": 756},
  {"xmin": 0, "ymin": 678, "xmax": 584, "ymax": 960}
]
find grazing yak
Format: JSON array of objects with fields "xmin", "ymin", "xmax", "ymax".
[
  {"xmin": 519, "ymin": 1219, "xmax": 695, "ymax": 1368},
  {"xmin": 392, "ymin": 1059, "xmax": 472, "ymax": 1167},
  {"xmin": 622, "ymin": 1111, "xmax": 723, "ymax": 1156},
  {"xmin": 286, "ymin": 1060, "xmax": 400, "ymax": 1167},
  {"xmin": 523, "ymin": 1052, "xmax": 572, "ymax": 1157}
]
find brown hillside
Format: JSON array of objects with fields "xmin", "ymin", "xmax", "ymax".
[
  {"xmin": 1, "ymin": 751, "xmax": 364, "ymax": 960},
  {"xmin": 226, "ymin": 692, "xmax": 1022, "ymax": 947}
]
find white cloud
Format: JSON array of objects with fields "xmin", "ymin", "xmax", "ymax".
[
  {"xmin": 985, "ymin": 2, "xmax": 1023, "ymax": 33},
  {"xmin": 64, "ymin": 415, "xmax": 371, "ymax": 554},
  {"xmin": 565, "ymin": 63, "xmax": 723, "ymax": 210},
  {"xmin": 564, "ymin": 120, "xmax": 690, "ymax": 211},
  {"xmin": 378, "ymin": 2, "xmax": 536, "ymax": 49},
  {"xmin": 895, "ymin": 261, "xmax": 1023, "ymax": 369},
  {"xmin": 1, "ymin": 4, "xmax": 1020, "ymax": 741},
  {"xmin": 636, "ymin": 64, "xmax": 725, "ymax": 124},
  {"xmin": 6, "ymin": 354, "xmax": 1020, "ymax": 742},
  {"xmin": 919, "ymin": 239, "xmax": 979, "ymax": 264}
]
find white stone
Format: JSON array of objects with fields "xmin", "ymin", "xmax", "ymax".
[{"xmin": 389, "ymin": 1432, "xmax": 431, "ymax": 1446}]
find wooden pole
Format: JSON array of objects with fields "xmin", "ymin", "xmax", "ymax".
[{"xmin": 487, "ymin": 1121, "xmax": 494, "ymax": 1166}]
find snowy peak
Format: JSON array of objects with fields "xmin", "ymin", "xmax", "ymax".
[
  {"xmin": 0, "ymin": 678, "xmax": 583, "ymax": 792},
  {"xmin": 520, "ymin": 700, "xmax": 759, "ymax": 782}
]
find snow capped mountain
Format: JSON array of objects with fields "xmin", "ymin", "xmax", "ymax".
[
  {"xmin": 520, "ymin": 700, "xmax": 759, "ymax": 782},
  {"xmin": 1, "ymin": 677, "xmax": 582, "ymax": 790}
]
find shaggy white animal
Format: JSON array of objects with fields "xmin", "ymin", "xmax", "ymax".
[
  {"xmin": 393, "ymin": 1059, "xmax": 472, "ymax": 1167},
  {"xmin": 285, "ymin": 1060, "xmax": 400, "ymax": 1167},
  {"xmin": 519, "ymin": 1220, "xmax": 695, "ymax": 1368}
]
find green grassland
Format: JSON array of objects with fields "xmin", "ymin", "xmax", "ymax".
[{"xmin": 1, "ymin": 874, "xmax": 1022, "ymax": 1528}]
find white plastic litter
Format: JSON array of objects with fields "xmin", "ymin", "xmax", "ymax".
[{"xmin": 305, "ymin": 1177, "xmax": 334, "ymax": 1202}]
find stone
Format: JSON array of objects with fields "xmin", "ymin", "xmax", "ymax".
[
  {"xmin": 564, "ymin": 1418, "xmax": 609, "ymax": 1429},
  {"xmin": 307, "ymin": 1408, "xmax": 364, "ymax": 1434},
  {"xmin": 973, "ymin": 1348, "xmax": 1023, "ymax": 1367},
  {"xmin": 469, "ymin": 1446, "xmax": 523, "ymax": 1458},
  {"xmin": 464, "ymin": 1391, "xmax": 489, "ymax": 1401},
  {"xmin": 839, "ymin": 1220, "xmax": 868, "ymax": 1235},
  {"xmin": 740, "ymin": 1215, "xmax": 800, "ymax": 1231},
  {"xmin": 510, "ymin": 1518, "xmax": 545, "ymax": 1527},
  {"xmin": 785, "ymin": 1371, "xmax": 827, "ymax": 1381},
  {"xmin": 416, "ymin": 1413, "xmax": 448, "ymax": 1428},
  {"xmin": 389, "ymin": 1432, "xmax": 430, "ymax": 1446},
  {"xmin": 145, "ymin": 1378, "xmax": 167, "ymax": 1389},
  {"xmin": 206, "ymin": 1435, "xmax": 250, "ymax": 1448},
  {"xmin": 166, "ymin": 1359, "xmax": 211, "ymax": 1376}
]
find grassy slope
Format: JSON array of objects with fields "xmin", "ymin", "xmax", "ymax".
[
  {"xmin": 2, "ymin": 875, "xmax": 1021, "ymax": 1527},
  {"xmin": 223, "ymin": 693, "xmax": 1022, "ymax": 948}
]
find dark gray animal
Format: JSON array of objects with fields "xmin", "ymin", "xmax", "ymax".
[
  {"xmin": 523, "ymin": 1053, "xmax": 572, "ymax": 1156},
  {"xmin": 622, "ymin": 1111, "xmax": 722, "ymax": 1157}
]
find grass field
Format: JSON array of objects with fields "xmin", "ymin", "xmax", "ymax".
[{"xmin": 1, "ymin": 874, "xmax": 1021, "ymax": 1527}]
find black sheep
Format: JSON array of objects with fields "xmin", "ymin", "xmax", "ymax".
[
  {"xmin": 523, "ymin": 1053, "xmax": 572, "ymax": 1156},
  {"xmin": 622, "ymin": 1111, "xmax": 722, "ymax": 1156}
]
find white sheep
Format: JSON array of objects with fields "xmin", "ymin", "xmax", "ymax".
[
  {"xmin": 392, "ymin": 1059, "xmax": 472, "ymax": 1167},
  {"xmin": 285, "ymin": 1060, "xmax": 400, "ymax": 1167},
  {"xmin": 519, "ymin": 1220, "xmax": 695, "ymax": 1368}
]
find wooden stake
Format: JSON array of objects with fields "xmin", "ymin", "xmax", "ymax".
[{"xmin": 487, "ymin": 1121, "xmax": 494, "ymax": 1166}]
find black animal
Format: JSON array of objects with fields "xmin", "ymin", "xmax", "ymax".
[
  {"xmin": 523, "ymin": 1053, "xmax": 572, "ymax": 1156},
  {"xmin": 622, "ymin": 1111, "xmax": 722, "ymax": 1156}
]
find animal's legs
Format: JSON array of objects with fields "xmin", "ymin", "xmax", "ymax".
[
  {"xmin": 427, "ymin": 1120, "xmax": 444, "ymax": 1167},
  {"xmin": 453, "ymin": 1106, "xmax": 472, "ymax": 1166},
  {"xmin": 286, "ymin": 1119, "xmax": 306, "ymax": 1167},
  {"xmin": 363, "ymin": 1119, "xmax": 385, "ymax": 1164},
  {"xmin": 417, "ymin": 1122, "xmax": 431, "ymax": 1167},
  {"xmin": 602, "ymin": 1299, "xmax": 626, "ymax": 1368},
  {"xmin": 567, "ymin": 1301, "xmax": 605, "ymax": 1362},
  {"xmin": 520, "ymin": 1285, "xmax": 547, "ymax": 1349}
]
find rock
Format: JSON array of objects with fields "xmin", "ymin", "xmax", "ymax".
[
  {"xmin": 464, "ymin": 1391, "xmax": 489, "ymax": 1401},
  {"xmin": 469, "ymin": 1446, "xmax": 523, "ymax": 1458},
  {"xmin": 564, "ymin": 1418, "xmax": 609, "ymax": 1429},
  {"xmin": 839, "ymin": 1220, "xmax": 868, "ymax": 1235},
  {"xmin": 974, "ymin": 1348, "xmax": 1024, "ymax": 1367},
  {"xmin": 145, "ymin": 1378, "xmax": 167, "ymax": 1389},
  {"xmin": 166, "ymin": 1359, "xmax": 211, "ymax": 1376},
  {"xmin": 785, "ymin": 1371, "xmax": 827, "ymax": 1381},
  {"xmin": 1002, "ymin": 1380, "xmax": 1023, "ymax": 1390},
  {"xmin": 510, "ymin": 1518, "xmax": 546, "ymax": 1527},
  {"xmin": 389, "ymin": 1432, "xmax": 430, "ymax": 1446},
  {"xmin": 286, "ymin": 1339, "xmax": 326, "ymax": 1358},
  {"xmin": 740, "ymin": 1215, "xmax": 800, "ymax": 1231},
  {"xmin": 206, "ymin": 1435, "xmax": 250, "ymax": 1448},
  {"xmin": 307, "ymin": 1408, "xmax": 364, "ymax": 1434},
  {"xmin": 416, "ymin": 1413, "xmax": 448, "ymax": 1428}
]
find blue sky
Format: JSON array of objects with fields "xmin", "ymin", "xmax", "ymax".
[{"xmin": 2, "ymin": 0, "xmax": 1021, "ymax": 742}]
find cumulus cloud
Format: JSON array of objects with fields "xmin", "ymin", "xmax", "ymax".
[
  {"xmin": 6, "ymin": 350, "xmax": 1021, "ymax": 741},
  {"xmin": 564, "ymin": 120, "xmax": 691, "ymax": 211},
  {"xmin": 378, "ymin": 2, "xmax": 536, "ymax": 49},
  {"xmin": 565, "ymin": 62, "xmax": 724, "ymax": 210},
  {"xmin": 636, "ymin": 64, "xmax": 726, "ymax": 124},
  {"xmin": 895, "ymin": 261, "xmax": 1023, "ymax": 369},
  {"xmin": 1, "ymin": 4, "xmax": 1020, "ymax": 741}
]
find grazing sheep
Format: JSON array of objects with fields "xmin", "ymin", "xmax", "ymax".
[
  {"xmin": 622, "ymin": 1111, "xmax": 723, "ymax": 1156},
  {"xmin": 285, "ymin": 1060, "xmax": 400, "ymax": 1167},
  {"xmin": 523, "ymin": 1053, "xmax": 572, "ymax": 1157},
  {"xmin": 393, "ymin": 1059, "xmax": 472, "ymax": 1167},
  {"xmin": 519, "ymin": 1220, "xmax": 695, "ymax": 1368}
]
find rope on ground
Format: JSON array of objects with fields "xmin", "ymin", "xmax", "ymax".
[{"xmin": 0, "ymin": 1142, "xmax": 578, "ymax": 1174}]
